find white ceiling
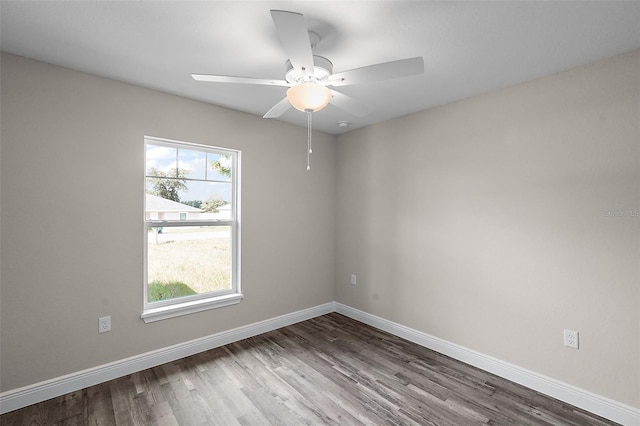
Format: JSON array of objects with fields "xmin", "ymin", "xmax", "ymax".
[{"xmin": 2, "ymin": 1, "xmax": 639, "ymax": 135}]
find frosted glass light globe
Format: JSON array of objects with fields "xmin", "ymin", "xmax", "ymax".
[{"xmin": 286, "ymin": 82, "xmax": 331, "ymax": 112}]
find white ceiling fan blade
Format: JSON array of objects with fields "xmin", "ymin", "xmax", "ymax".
[
  {"xmin": 270, "ymin": 10, "xmax": 314, "ymax": 75},
  {"xmin": 263, "ymin": 96, "xmax": 292, "ymax": 118},
  {"xmin": 330, "ymin": 90, "xmax": 371, "ymax": 117},
  {"xmin": 328, "ymin": 57, "xmax": 424, "ymax": 87},
  {"xmin": 192, "ymin": 74, "xmax": 290, "ymax": 87}
]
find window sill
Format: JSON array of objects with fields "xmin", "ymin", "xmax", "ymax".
[{"xmin": 141, "ymin": 293, "xmax": 244, "ymax": 323}]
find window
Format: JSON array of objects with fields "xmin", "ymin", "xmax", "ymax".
[{"xmin": 142, "ymin": 137, "xmax": 241, "ymax": 323}]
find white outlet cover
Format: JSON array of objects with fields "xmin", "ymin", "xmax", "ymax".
[
  {"xmin": 99, "ymin": 316, "xmax": 111, "ymax": 333},
  {"xmin": 563, "ymin": 329, "xmax": 579, "ymax": 349}
]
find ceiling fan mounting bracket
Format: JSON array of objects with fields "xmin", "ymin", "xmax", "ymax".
[{"xmin": 285, "ymin": 55, "xmax": 333, "ymax": 84}]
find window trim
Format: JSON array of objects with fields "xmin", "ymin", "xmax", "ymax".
[
  {"xmin": 141, "ymin": 292, "xmax": 244, "ymax": 323},
  {"xmin": 142, "ymin": 136, "xmax": 241, "ymax": 323}
]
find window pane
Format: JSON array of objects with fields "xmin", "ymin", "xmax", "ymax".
[
  {"xmin": 179, "ymin": 181, "xmax": 232, "ymax": 219},
  {"xmin": 146, "ymin": 144, "xmax": 177, "ymax": 177},
  {"xmin": 147, "ymin": 225, "xmax": 231, "ymax": 303},
  {"xmin": 207, "ymin": 152, "xmax": 232, "ymax": 181},
  {"xmin": 146, "ymin": 179, "xmax": 231, "ymax": 219},
  {"xmin": 178, "ymin": 148, "xmax": 206, "ymax": 180}
]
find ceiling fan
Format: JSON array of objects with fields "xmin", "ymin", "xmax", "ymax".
[{"xmin": 192, "ymin": 9, "xmax": 425, "ymax": 120}]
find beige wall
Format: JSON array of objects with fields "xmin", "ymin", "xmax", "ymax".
[
  {"xmin": 335, "ymin": 50, "xmax": 640, "ymax": 407},
  {"xmin": 2, "ymin": 49, "xmax": 639, "ymax": 409},
  {"xmin": 0, "ymin": 53, "xmax": 336, "ymax": 391}
]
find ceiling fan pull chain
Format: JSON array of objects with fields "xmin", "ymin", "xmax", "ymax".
[
  {"xmin": 308, "ymin": 112, "xmax": 313, "ymax": 155},
  {"xmin": 307, "ymin": 110, "xmax": 312, "ymax": 171}
]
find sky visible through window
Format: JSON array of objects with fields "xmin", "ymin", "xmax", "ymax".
[{"xmin": 145, "ymin": 143, "xmax": 232, "ymax": 204}]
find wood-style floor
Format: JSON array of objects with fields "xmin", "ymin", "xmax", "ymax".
[{"xmin": 1, "ymin": 313, "xmax": 618, "ymax": 425}]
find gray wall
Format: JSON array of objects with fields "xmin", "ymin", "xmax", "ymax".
[
  {"xmin": 335, "ymin": 50, "xmax": 639, "ymax": 407},
  {"xmin": 2, "ymin": 49, "xmax": 639, "ymax": 409},
  {"xmin": 0, "ymin": 53, "xmax": 336, "ymax": 391}
]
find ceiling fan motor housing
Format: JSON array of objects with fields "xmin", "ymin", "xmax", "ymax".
[{"xmin": 285, "ymin": 55, "xmax": 333, "ymax": 84}]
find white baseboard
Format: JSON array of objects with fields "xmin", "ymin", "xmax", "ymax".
[
  {"xmin": 334, "ymin": 302, "xmax": 640, "ymax": 426},
  {"xmin": 2, "ymin": 301, "xmax": 638, "ymax": 425},
  {"xmin": 0, "ymin": 302, "xmax": 335, "ymax": 414}
]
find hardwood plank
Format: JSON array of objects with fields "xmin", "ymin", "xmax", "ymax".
[
  {"xmin": 85, "ymin": 382, "xmax": 116, "ymax": 426},
  {"xmin": 0, "ymin": 313, "xmax": 621, "ymax": 425}
]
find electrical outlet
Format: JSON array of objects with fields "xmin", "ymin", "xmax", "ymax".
[
  {"xmin": 99, "ymin": 316, "xmax": 111, "ymax": 333},
  {"xmin": 563, "ymin": 329, "xmax": 578, "ymax": 349},
  {"xmin": 351, "ymin": 274, "xmax": 357, "ymax": 285}
]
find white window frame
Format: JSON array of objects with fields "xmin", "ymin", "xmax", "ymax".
[{"xmin": 141, "ymin": 136, "xmax": 242, "ymax": 323}]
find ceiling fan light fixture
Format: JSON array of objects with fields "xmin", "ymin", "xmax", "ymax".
[{"xmin": 286, "ymin": 82, "xmax": 331, "ymax": 112}]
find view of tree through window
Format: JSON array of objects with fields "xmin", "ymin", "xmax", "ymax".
[{"xmin": 144, "ymin": 138, "xmax": 238, "ymax": 307}]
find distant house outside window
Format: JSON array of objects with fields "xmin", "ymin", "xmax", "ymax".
[{"xmin": 142, "ymin": 136, "xmax": 241, "ymax": 322}]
